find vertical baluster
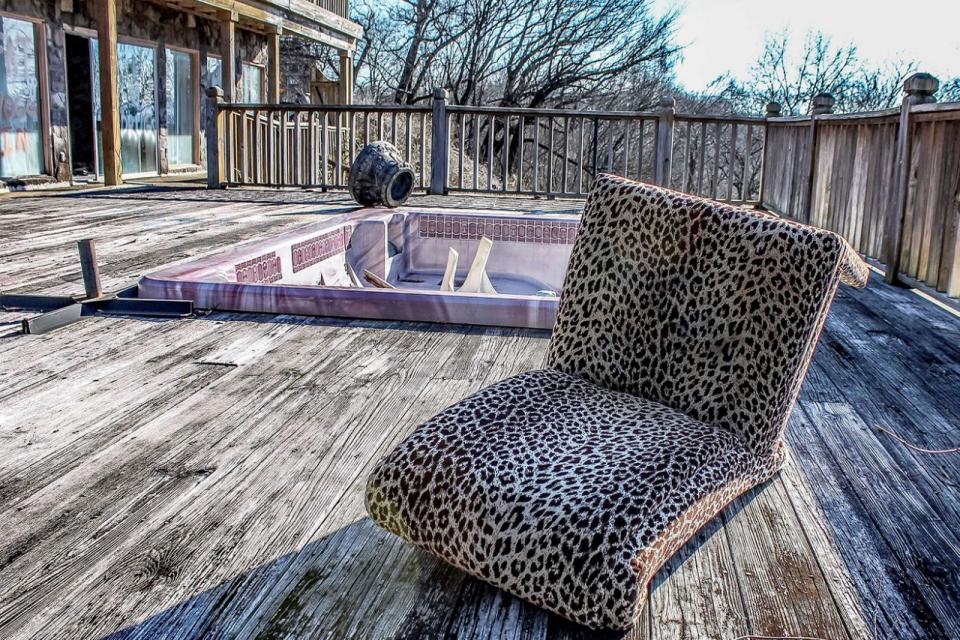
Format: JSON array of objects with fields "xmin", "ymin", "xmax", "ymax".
[
  {"xmin": 547, "ymin": 117, "xmax": 555, "ymax": 195},
  {"xmin": 681, "ymin": 120, "xmax": 691, "ymax": 192},
  {"xmin": 502, "ymin": 115, "xmax": 510, "ymax": 192},
  {"xmin": 727, "ymin": 123, "xmax": 737, "ymax": 201},
  {"xmin": 240, "ymin": 110, "xmax": 249, "ymax": 184},
  {"xmin": 622, "ymin": 119, "xmax": 631, "ymax": 178},
  {"xmin": 391, "ymin": 111, "xmax": 398, "ymax": 147},
  {"xmin": 486, "ymin": 114, "xmax": 494, "ymax": 191},
  {"xmin": 349, "ymin": 110, "xmax": 357, "ymax": 168},
  {"xmin": 591, "ymin": 117, "xmax": 600, "ymax": 180},
  {"xmin": 562, "ymin": 117, "xmax": 569, "ymax": 194},
  {"xmin": 711, "ymin": 122, "xmax": 721, "ymax": 199},
  {"xmin": 606, "ymin": 121, "xmax": 614, "ymax": 171},
  {"xmin": 320, "ymin": 111, "xmax": 328, "ymax": 187},
  {"xmin": 335, "ymin": 111, "xmax": 343, "ymax": 186},
  {"xmin": 533, "ymin": 117, "xmax": 540, "ymax": 194},
  {"xmin": 364, "ymin": 112, "xmax": 370, "ymax": 147},
  {"xmin": 472, "ymin": 113, "xmax": 479, "ymax": 191},
  {"xmin": 577, "ymin": 116, "xmax": 585, "ymax": 194},
  {"xmin": 279, "ymin": 110, "xmax": 287, "ymax": 186},
  {"xmin": 516, "ymin": 116, "xmax": 525, "ymax": 193},
  {"xmin": 742, "ymin": 124, "xmax": 754, "ymax": 201},
  {"xmin": 307, "ymin": 111, "xmax": 316, "ymax": 186},
  {"xmin": 379, "ymin": 111, "xmax": 385, "ymax": 140},
  {"xmin": 404, "ymin": 112, "xmax": 412, "ymax": 166},
  {"xmin": 634, "ymin": 120, "xmax": 643, "ymax": 180},
  {"xmin": 264, "ymin": 110, "xmax": 277, "ymax": 185},
  {"xmin": 292, "ymin": 112, "xmax": 301, "ymax": 185},
  {"xmin": 697, "ymin": 121, "xmax": 706, "ymax": 196},
  {"xmin": 459, "ymin": 113, "xmax": 465, "ymax": 189},
  {"xmin": 419, "ymin": 111, "xmax": 427, "ymax": 188},
  {"xmin": 250, "ymin": 109, "xmax": 262, "ymax": 184}
]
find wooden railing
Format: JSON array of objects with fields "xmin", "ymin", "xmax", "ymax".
[
  {"xmin": 441, "ymin": 103, "xmax": 764, "ymax": 202},
  {"xmin": 212, "ymin": 102, "xmax": 432, "ymax": 189},
  {"xmin": 209, "ymin": 89, "xmax": 762, "ymax": 204},
  {"xmin": 762, "ymin": 75, "xmax": 960, "ymax": 298},
  {"xmin": 206, "ymin": 73, "xmax": 960, "ymax": 299},
  {"xmin": 312, "ymin": 0, "xmax": 349, "ymax": 19}
]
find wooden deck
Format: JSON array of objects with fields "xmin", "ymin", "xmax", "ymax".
[{"xmin": 0, "ymin": 185, "xmax": 958, "ymax": 640}]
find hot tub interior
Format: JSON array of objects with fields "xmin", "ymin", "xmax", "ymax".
[{"xmin": 141, "ymin": 208, "xmax": 580, "ymax": 329}]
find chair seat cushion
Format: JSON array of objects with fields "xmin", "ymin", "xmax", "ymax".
[{"xmin": 365, "ymin": 368, "xmax": 784, "ymax": 629}]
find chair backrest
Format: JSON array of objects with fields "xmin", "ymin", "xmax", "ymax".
[{"xmin": 547, "ymin": 175, "xmax": 868, "ymax": 456}]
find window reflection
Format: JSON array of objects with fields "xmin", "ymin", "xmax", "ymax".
[
  {"xmin": 241, "ymin": 63, "xmax": 263, "ymax": 102},
  {"xmin": 206, "ymin": 56, "xmax": 222, "ymax": 92},
  {"xmin": 166, "ymin": 48, "xmax": 194, "ymax": 166},
  {"xmin": 0, "ymin": 17, "xmax": 42, "ymax": 177},
  {"xmin": 118, "ymin": 42, "xmax": 158, "ymax": 174}
]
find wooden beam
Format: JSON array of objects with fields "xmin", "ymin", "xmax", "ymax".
[
  {"xmin": 338, "ymin": 51, "xmax": 353, "ymax": 104},
  {"xmin": 96, "ymin": 0, "xmax": 122, "ymax": 185},
  {"xmin": 267, "ymin": 27, "xmax": 281, "ymax": 103},
  {"xmin": 219, "ymin": 11, "xmax": 237, "ymax": 101}
]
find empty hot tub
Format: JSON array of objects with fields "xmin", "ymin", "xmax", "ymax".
[{"xmin": 139, "ymin": 208, "xmax": 581, "ymax": 329}]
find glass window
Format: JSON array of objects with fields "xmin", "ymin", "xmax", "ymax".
[
  {"xmin": 117, "ymin": 42, "xmax": 158, "ymax": 175},
  {"xmin": 165, "ymin": 48, "xmax": 194, "ymax": 166},
  {"xmin": 205, "ymin": 55, "xmax": 222, "ymax": 92},
  {"xmin": 241, "ymin": 63, "xmax": 263, "ymax": 103},
  {"xmin": 0, "ymin": 17, "xmax": 43, "ymax": 177}
]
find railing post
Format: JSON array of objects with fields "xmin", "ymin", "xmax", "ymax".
[
  {"xmin": 758, "ymin": 101, "xmax": 781, "ymax": 208},
  {"xmin": 800, "ymin": 92, "xmax": 834, "ymax": 223},
  {"xmin": 205, "ymin": 86, "xmax": 225, "ymax": 189},
  {"xmin": 430, "ymin": 88, "xmax": 449, "ymax": 195},
  {"xmin": 654, "ymin": 95, "xmax": 675, "ymax": 186},
  {"xmin": 884, "ymin": 72, "xmax": 939, "ymax": 284}
]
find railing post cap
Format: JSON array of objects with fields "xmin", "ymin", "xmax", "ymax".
[
  {"xmin": 433, "ymin": 87, "xmax": 447, "ymax": 100},
  {"xmin": 205, "ymin": 85, "xmax": 224, "ymax": 99},
  {"xmin": 658, "ymin": 95, "xmax": 676, "ymax": 110},
  {"xmin": 811, "ymin": 93, "xmax": 835, "ymax": 114},
  {"xmin": 765, "ymin": 101, "xmax": 782, "ymax": 117},
  {"xmin": 904, "ymin": 72, "xmax": 940, "ymax": 98}
]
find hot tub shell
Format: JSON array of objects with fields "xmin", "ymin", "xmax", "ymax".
[{"xmin": 139, "ymin": 207, "xmax": 581, "ymax": 329}]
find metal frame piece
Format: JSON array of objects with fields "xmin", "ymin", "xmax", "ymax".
[{"xmin": 1, "ymin": 240, "xmax": 195, "ymax": 335}]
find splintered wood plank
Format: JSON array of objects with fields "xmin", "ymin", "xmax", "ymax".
[
  {"xmin": 641, "ymin": 513, "xmax": 750, "ymax": 640},
  {"xmin": 779, "ymin": 453, "xmax": 873, "ymax": 640},
  {"xmin": 721, "ymin": 474, "xmax": 853, "ymax": 640},
  {"xmin": 786, "ymin": 404, "xmax": 947, "ymax": 640}
]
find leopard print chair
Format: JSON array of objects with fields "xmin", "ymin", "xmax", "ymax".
[{"xmin": 365, "ymin": 174, "xmax": 869, "ymax": 630}]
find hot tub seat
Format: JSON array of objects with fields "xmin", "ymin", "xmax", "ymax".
[
  {"xmin": 365, "ymin": 174, "xmax": 868, "ymax": 629},
  {"xmin": 365, "ymin": 368, "xmax": 784, "ymax": 629}
]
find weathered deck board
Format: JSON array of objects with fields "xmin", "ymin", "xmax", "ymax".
[{"xmin": 1, "ymin": 185, "xmax": 958, "ymax": 639}]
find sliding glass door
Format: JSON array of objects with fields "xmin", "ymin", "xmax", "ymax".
[
  {"xmin": 165, "ymin": 48, "xmax": 194, "ymax": 166},
  {"xmin": 0, "ymin": 16, "xmax": 43, "ymax": 177},
  {"xmin": 93, "ymin": 40, "xmax": 159, "ymax": 176},
  {"xmin": 118, "ymin": 42, "xmax": 158, "ymax": 174}
]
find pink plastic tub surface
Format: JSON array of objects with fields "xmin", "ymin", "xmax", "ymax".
[{"xmin": 139, "ymin": 207, "xmax": 581, "ymax": 329}]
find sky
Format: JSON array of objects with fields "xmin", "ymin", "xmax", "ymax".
[{"xmin": 652, "ymin": 0, "xmax": 960, "ymax": 92}]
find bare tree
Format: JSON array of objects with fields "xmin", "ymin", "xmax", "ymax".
[
  {"xmin": 350, "ymin": 0, "xmax": 679, "ymax": 109},
  {"xmin": 940, "ymin": 77, "xmax": 960, "ymax": 103}
]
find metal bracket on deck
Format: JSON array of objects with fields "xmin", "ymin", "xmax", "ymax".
[{"xmin": 0, "ymin": 239, "xmax": 194, "ymax": 335}]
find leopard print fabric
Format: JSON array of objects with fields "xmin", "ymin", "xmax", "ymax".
[
  {"xmin": 548, "ymin": 175, "xmax": 868, "ymax": 456},
  {"xmin": 365, "ymin": 175, "xmax": 868, "ymax": 630}
]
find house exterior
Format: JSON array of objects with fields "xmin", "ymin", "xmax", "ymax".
[{"xmin": 0, "ymin": 0, "xmax": 360, "ymax": 187}]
